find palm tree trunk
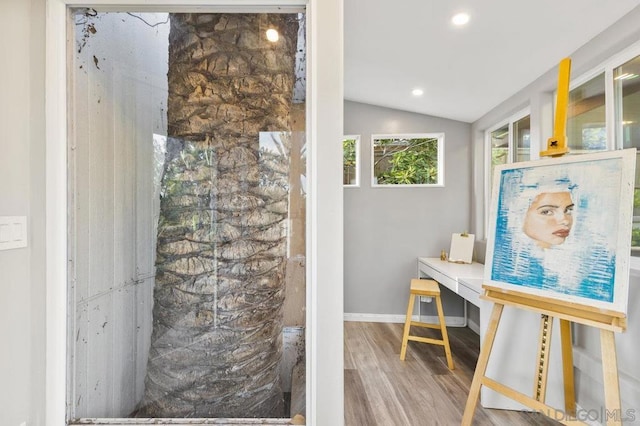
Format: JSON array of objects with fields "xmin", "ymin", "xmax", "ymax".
[{"xmin": 137, "ymin": 13, "xmax": 298, "ymax": 418}]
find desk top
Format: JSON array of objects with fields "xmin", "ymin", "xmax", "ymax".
[{"xmin": 418, "ymin": 257, "xmax": 484, "ymax": 281}]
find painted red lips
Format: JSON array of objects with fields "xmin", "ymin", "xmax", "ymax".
[{"xmin": 553, "ymin": 229, "xmax": 570, "ymax": 238}]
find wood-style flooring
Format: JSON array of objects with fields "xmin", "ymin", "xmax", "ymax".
[{"xmin": 344, "ymin": 321, "xmax": 560, "ymax": 426}]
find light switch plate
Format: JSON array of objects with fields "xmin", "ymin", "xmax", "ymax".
[{"xmin": 0, "ymin": 216, "xmax": 28, "ymax": 250}]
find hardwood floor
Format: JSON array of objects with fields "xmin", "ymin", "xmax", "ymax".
[{"xmin": 344, "ymin": 321, "xmax": 560, "ymax": 426}]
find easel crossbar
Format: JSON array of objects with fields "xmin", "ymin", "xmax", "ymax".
[
  {"xmin": 409, "ymin": 321, "xmax": 442, "ymax": 330},
  {"xmin": 483, "ymin": 287, "xmax": 627, "ymax": 332},
  {"xmin": 407, "ymin": 335, "xmax": 445, "ymax": 346},
  {"xmin": 482, "ymin": 377, "xmax": 586, "ymax": 425}
]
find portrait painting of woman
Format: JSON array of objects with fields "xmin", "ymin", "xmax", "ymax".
[
  {"xmin": 523, "ymin": 191, "xmax": 574, "ymax": 248},
  {"xmin": 484, "ymin": 149, "xmax": 636, "ymax": 315}
]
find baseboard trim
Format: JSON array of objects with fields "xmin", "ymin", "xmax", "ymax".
[
  {"xmin": 467, "ymin": 317, "xmax": 480, "ymax": 335},
  {"xmin": 343, "ymin": 312, "xmax": 466, "ymax": 327}
]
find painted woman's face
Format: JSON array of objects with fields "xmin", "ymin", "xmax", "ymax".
[{"xmin": 523, "ymin": 191, "xmax": 574, "ymax": 249}]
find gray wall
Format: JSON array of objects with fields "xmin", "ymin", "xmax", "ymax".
[
  {"xmin": 344, "ymin": 101, "xmax": 471, "ymax": 317},
  {"xmin": 0, "ymin": 1, "xmax": 46, "ymax": 425},
  {"xmin": 470, "ymin": 4, "xmax": 640, "ymax": 418}
]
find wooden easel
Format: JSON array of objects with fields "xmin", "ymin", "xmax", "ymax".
[
  {"xmin": 461, "ymin": 286, "xmax": 626, "ymax": 425},
  {"xmin": 463, "ymin": 58, "xmax": 627, "ymax": 425}
]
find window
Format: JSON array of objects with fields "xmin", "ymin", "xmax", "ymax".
[
  {"xmin": 486, "ymin": 109, "xmax": 531, "ymax": 192},
  {"xmin": 514, "ymin": 115, "xmax": 531, "ymax": 162},
  {"xmin": 485, "ymin": 110, "xmax": 530, "ymax": 237},
  {"xmin": 68, "ymin": 9, "xmax": 308, "ymax": 420},
  {"xmin": 567, "ymin": 73, "xmax": 607, "ymax": 153},
  {"xmin": 490, "ymin": 124, "xmax": 509, "ymax": 173},
  {"xmin": 343, "ymin": 135, "xmax": 360, "ymax": 186},
  {"xmin": 371, "ymin": 133, "xmax": 444, "ymax": 186},
  {"xmin": 614, "ymin": 53, "xmax": 640, "ymax": 253}
]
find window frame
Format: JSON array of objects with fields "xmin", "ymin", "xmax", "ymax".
[
  {"xmin": 370, "ymin": 132, "xmax": 445, "ymax": 188},
  {"xmin": 559, "ymin": 39, "xmax": 640, "ymax": 152},
  {"xmin": 563, "ymin": 68, "xmax": 609, "ymax": 153},
  {"xmin": 342, "ymin": 134, "xmax": 360, "ymax": 187},
  {"xmin": 484, "ymin": 107, "xmax": 530, "ymax": 235}
]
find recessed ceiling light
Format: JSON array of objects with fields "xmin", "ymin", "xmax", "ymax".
[
  {"xmin": 452, "ymin": 13, "xmax": 470, "ymax": 26},
  {"xmin": 266, "ymin": 28, "xmax": 279, "ymax": 42},
  {"xmin": 412, "ymin": 88, "xmax": 424, "ymax": 97}
]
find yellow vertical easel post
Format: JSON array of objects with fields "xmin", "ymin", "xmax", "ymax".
[
  {"xmin": 537, "ymin": 56, "xmax": 577, "ymax": 416},
  {"xmin": 541, "ymin": 57, "xmax": 571, "ymax": 157}
]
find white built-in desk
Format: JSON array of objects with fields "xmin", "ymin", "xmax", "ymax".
[
  {"xmin": 416, "ymin": 256, "xmax": 565, "ymax": 411},
  {"xmin": 417, "ymin": 258, "xmax": 484, "ymax": 326},
  {"xmin": 417, "ymin": 257, "xmax": 484, "ymax": 297}
]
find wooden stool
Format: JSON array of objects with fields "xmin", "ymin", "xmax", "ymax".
[{"xmin": 400, "ymin": 278, "xmax": 454, "ymax": 370}]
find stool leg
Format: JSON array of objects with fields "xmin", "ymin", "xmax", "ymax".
[
  {"xmin": 400, "ymin": 292, "xmax": 416, "ymax": 361},
  {"xmin": 435, "ymin": 295, "xmax": 455, "ymax": 370}
]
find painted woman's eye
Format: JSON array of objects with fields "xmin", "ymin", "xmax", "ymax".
[
  {"xmin": 539, "ymin": 209, "xmax": 554, "ymax": 216},
  {"xmin": 565, "ymin": 206, "xmax": 574, "ymax": 214}
]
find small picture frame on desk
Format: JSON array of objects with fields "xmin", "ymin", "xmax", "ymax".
[{"xmin": 448, "ymin": 232, "xmax": 474, "ymax": 264}]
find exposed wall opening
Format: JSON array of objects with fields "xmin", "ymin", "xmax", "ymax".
[{"xmin": 67, "ymin": 8, "xmax": 307, "ymax": 422}]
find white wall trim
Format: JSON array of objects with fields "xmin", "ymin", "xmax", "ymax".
[
  {"xmin": 344, "ymin": 313, "xmax": 413, "ymax": 323},
  {"xmin": 344, "ymin": 313, "xmax": 466, "ymax": 327},
  {"xmin": 45, "ymin": 1, "xmax": 69, "ymax": 423},
  {"xmin": 467, "ymin": 317, "xmax": 480, "ymax": 335},
  {"xmin": 307, "ymin": 0, "xmax": 344, "ymax": 424}
]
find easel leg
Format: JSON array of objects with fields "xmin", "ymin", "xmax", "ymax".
[
  {"xmin": 461, "ymin": 303, "xmax": 504, "ymax": 426},
  {"xmin": 560, "ymin": 319, "xmax": 576, "ymax": 416},
  {"xmin": 601, "ymin": 329, "xmax": 622, "ymax": 426}
]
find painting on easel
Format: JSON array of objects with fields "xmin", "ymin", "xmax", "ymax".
[{"xmin": 484, "ymin": 149, "xmax": 636, "ymax": 315}]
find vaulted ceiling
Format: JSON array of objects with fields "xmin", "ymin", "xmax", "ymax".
[{"xmin": 344, "ymin": 0, "xmax": 640, "ymax": 123}]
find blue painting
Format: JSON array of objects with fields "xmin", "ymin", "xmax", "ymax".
[{"xmin": 485, "ymin": 150, "xmax": 636, "ymax": 315}]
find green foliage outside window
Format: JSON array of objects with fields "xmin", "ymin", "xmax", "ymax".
[
  {"xmin": 373, "ymin": 137, "xmax": 439, "ymax": 185},
  {"xmin": 491, "ymin": 147, "xmax": 508, "ymax": 166},
  {"xmin": 343, "ymin": 138, "xmax": 357, "ymax": 185},
  {"xmin": 631, "ymin": 228, "xmax": 640, "ymax": 247},
  {"xmin": 632, "ymin": 189, "xmax": 640, "ymax": 248}
]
